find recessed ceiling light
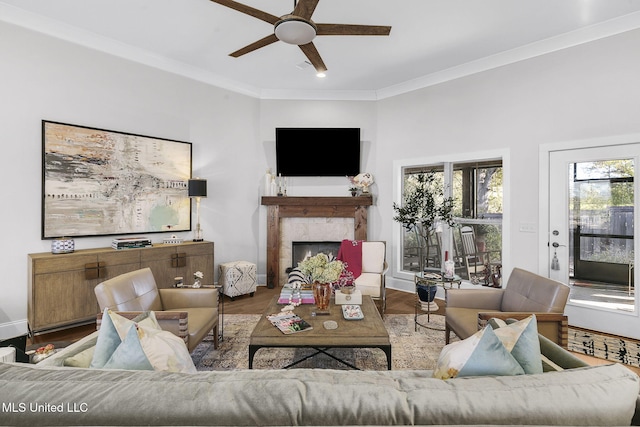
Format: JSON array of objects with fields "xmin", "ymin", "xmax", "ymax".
[{"xmin": 316, "ymin": 72, "xmax": 326, "ymax": 78}]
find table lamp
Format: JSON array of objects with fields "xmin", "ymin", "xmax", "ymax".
[{"xmin": 188, "ymin": 178, "xmax": 207, "ymax": 241}]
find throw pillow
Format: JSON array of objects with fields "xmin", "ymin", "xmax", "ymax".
[
  {"xmin": 90, "ymin": 309, "xmax": 159, "ymax": 369},
  {"xmin": 136, "ymin": 324, "xmax": 197, "ymax": 373},
  {"xmin": 102, "ymin": 324, "xmax": 154, "ymax": 371},
  {"xmin": 64, "ymin": 345, "xmax": 96, "ymax": 368},
  {"xmin": 89, "ymin": 308, "xmax": 196, "ymax": 373},
  {"xmin": 491, "ymin": 315, "xmax": 543, "ymax": 374},
  {"xmin": 287, "ymin": 267, "xmax": 310, "ymax": 285},
  {"xmin": 433, "ymin": 325, "xmax": 524, "ymax": 379}
]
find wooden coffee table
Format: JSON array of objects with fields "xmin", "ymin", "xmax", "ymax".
[{"xmin": 249, "ymin": 295, "xmax": 391, "ymax": 370}]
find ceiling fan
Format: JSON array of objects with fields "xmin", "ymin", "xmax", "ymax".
[{"xmin": 210, "ymin": 0, "xmax": 392, "ymax": 74}]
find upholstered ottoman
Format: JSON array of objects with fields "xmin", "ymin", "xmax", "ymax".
[{"xmin": 219, "ymin": 261, "xmax": 257, "ymax": 300}]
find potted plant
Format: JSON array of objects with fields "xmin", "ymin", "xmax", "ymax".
[{"xmin": 393, "ymin": 172, "xmax": 455, "ymax": 301}]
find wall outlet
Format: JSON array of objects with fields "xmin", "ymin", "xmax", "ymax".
[{"xmin": 519, "ymin": 222, "xmax": 537, "ymax": 233}]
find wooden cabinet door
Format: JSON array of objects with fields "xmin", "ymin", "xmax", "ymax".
[
  {"xmin": 29, "ymin": 253, "xmax": 98, "ymax": 331},
  {"xmin": 181, "ymin": 242, "xmax": 215, "ymax": 285},
  {"xmin": 140, "ymin": 246, "xmax": 178, "ymax": 289},
  {"xmin": 98, "ymin": 250, "xmax": 142, "ymax": 281}
]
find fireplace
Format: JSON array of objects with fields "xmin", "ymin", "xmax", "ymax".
[
  {"xmin": 290, "ymin": 241, "xmax": 342, "ymax": 271},
  {"xmin": 261, "ymin": 196, "xmax": 373, "ymax": 288}
]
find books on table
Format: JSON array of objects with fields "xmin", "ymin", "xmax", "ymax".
[
  {"xmin": 277, "ymin": 286, "xmax": 315, "ymax": 305},
  {"xmin": 267, "ymin": 312, "xmax": 313, "ymax": 334},
  {"xmin": 112, "ymin": 237, "xmax": 152, "ymax": 250}
]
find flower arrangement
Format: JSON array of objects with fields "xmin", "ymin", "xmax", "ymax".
[
  {"xmin": 352, "ymin": 172, "xmax": 374, "ymax": 193},
  {"xmin": 334, "ymin": 269, "xmax": 356, "ymax": 292},
  {"xmin": 297, "ymin": 253, "xmax": 345, "ymax": 284}
]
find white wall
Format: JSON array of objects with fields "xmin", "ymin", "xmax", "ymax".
[
  {"xmin": 2, "ymin": 19, "xmax": 640, "ymax": 339},
  {"xmin": 376, "ymin": 29, "xmax": 640, "ymax": 300},
  {"xmin": 0, "ymin": 22, "xmax": 261, "ymax": 339}
]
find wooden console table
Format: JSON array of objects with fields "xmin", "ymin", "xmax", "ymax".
[
  {"xmin": 261, "ymin": 196, "xmax": 373, "ymax": 288},
  {"xmin": 27, "ymin": 241, "xmax": 214, "ymax": 334}
]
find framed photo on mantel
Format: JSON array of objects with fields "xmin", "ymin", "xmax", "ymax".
[{"xmin": 42, "ymin": 120, "xmax": 192, "ymax": 239}]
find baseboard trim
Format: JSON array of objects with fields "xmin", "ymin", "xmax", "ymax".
[{"xmin": 0, "ymin": 319, "xmax": 29, "ymax": 341}]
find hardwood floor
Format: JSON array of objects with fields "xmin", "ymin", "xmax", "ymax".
[{"xmin": 28, "ymin": 286, "xmax": 637, "ymax": 375}]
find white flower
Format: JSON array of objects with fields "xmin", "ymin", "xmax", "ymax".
[
  {"xmin": 194, "ymin": 271, "xmax": 204, "ymax": 279},
  {"xmin": 353, "ymin": 172, "xmax": 374, "ymax": 187},
  {"xmin": 298, "ymin": 253, "xmax": 345, "ymax": 284}
]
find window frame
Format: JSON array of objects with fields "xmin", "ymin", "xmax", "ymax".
[{"xmin": 392, "ymin": 148, "xmax": 510, "ymax": 284}]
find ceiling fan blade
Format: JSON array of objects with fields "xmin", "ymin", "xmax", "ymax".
[
  {"xmin": 293, "ymin": 0, "xmax": 319, "ymax": 20},
  {"xmin": 210, "ymin": 0, "xmax": 280, "ymax": 25},
  {"xmin": 230, "ymin": 34, "xmax": 279, "ymax": 57},
  {"xmin": 298, "ymin": 42, "xmax": 327, "ymax": 73},
  {"xmin": 316, "ymin": 24, "xmax": 391, "ymax": 36}
]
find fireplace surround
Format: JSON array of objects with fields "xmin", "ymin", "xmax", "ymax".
[{"xmin": 261, "ymin": 196, "xmax": 373, "ymax": 288}]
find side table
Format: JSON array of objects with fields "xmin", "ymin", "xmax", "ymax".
[
  {"xmin": 414, "ymin": 273, "xmax": 461, "ymax": 331},
  {"xmin": 205, "ymin": 284, "xmax": 224, "ymax": 343}
]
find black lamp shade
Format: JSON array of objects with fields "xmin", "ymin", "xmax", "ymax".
[{"xmin": 188, "ymin": 179, "xmax": 207, "ymax": 197}]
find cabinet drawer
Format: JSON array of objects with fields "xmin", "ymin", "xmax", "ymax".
[
  {"xmin": 140, "ymin": 246, "xmax": 176, "ymax": 263},
  {"xmin": 99, "ymin": 249, "xmax": 141, "ymax": 265},
  {"xmin": 181, "ymin": 242, "xmax": 214, "ymax": 256},
  {"xmin": 32, "ymin": 254, "xmax": 98, "ymax": 274}
]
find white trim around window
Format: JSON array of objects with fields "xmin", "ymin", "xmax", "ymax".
[{"xmin": 391, "ymin": 148, "xmax": 511, "ymax": 289}]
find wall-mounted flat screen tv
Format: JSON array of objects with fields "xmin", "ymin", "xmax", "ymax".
[{"xmin": 276, "ymin": 127, "xmax": 360, "ymax": 177}]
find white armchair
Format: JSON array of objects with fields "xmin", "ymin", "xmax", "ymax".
[{"xmin": 344, "ymin": 241, "xmax": 388, "ymax": 314}]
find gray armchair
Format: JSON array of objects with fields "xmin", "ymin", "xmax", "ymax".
[
  {"xmin": 445, "ymin": 268, "xmax": 570, "ymax": 347},
  {"xmin": 94, "ymin": 267, "xmax": 218, "ymax": 352}
]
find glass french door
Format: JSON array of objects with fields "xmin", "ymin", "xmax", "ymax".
[{"xmin": 548, "ymin": 144, "xmax": 639, "ymax": 338}]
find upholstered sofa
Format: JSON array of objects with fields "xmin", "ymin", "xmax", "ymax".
[{"xmin": 1, "ymin": 360, "xmax": 638, "ymax": 426}]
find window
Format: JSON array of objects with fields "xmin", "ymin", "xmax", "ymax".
[{"xmin": 398, "ymin": 158, "xmax": 503, "ymax": 282}]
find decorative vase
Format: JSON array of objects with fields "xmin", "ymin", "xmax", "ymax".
[
  {"xmin": 417, "ymin": 284, "xmax": 437, "ymax": 303},
  {"xmin": 313, "ymin": 282, "xmax": 332, "ymax": 312},
  {"xmin": 417, "ymin": 283, "xmax": 438, "ymax": 312},
  {"xmin": 192, "ymin": 279, "xmax": 202, "ymax": 288}
]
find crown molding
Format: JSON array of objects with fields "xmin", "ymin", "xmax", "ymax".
[
  {"xmin": 259, "ymin": 89, "xmax": 378, "ymax": 101},
  {"xmin": 0, "ymin": 3, "xmax": 262, "ymax": 98},
  {"xmin": 3, "ymin": 3, "xmax": 640, "ymax": 102},
  {"xmin": 375, "ymin": 11, "xmax": 640, "ymax": 100}
]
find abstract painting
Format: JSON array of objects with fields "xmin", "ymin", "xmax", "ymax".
[{"xmin": 42, "ymin": 121, "xmax": 192, "ymax": 238}]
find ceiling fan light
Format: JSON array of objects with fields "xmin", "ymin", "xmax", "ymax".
[{"xmin": 275, "ymin": 19, "xmax": 316, "ymax": 45}]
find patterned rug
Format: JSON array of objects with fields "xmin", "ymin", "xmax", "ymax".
[{"xmin": 191, "ymin": 314, "xmax": 449, "ymax": 371}]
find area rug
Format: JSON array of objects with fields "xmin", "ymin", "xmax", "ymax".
[
  {"xmin": 191, "ymin": 314, "xmax": 449, "ymax": 371},
  {"xmin": 568, "ymin": 326, "xmax": 640, "ymax": 368}
]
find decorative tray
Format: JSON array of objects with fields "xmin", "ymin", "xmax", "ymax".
[{"xmin": 342, "ymin": 304, "xmax": 364, "ymax": 320}]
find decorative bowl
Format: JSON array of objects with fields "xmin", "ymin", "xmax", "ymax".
[{"xmin": 340, "ymin": 285, "xmax": 356, "ymax": 294}]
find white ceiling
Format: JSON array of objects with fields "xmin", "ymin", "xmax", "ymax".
[{"xmin": 3, "ymin": 0, "xmax": 640, "ymax": 100}]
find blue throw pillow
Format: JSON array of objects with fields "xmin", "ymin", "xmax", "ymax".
[
  {"xmin": 102, "ymin": 324, "xmax": 154, "ymax": 371},
  {"xmin": 434, "ymin": 326, "xmax": 525, "ymax": 379},
  {"xmin": 491, "ymin": 315, "xmax": 543, "ymax": 374}
]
